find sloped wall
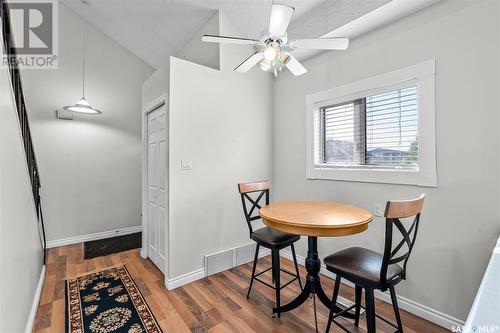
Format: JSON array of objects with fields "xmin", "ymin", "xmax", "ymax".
[
  {"xmin": 176, "ymin": 12, "xmax": 220, "ymax": 70},
  {"xmin": 142, "ymin": 12, "xmax": 221, "ymax": 110}
]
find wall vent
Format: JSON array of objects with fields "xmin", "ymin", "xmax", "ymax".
[
  {"xmin": 235, "ymin": 242, "xmax": 257, "ymax": 266},
  {"xmin": 205, "ymin": 242, "xmax": 269, "ymax": 276},
  {"xmin": 205, "ymin": 248, "xmax": 233, "ymax": 276}
]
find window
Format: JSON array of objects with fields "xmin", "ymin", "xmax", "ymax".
[
  {"xmin": 306, "ymin": 60, "xmax": 437, "ymax": 186},
  {"xmin": 320, "ymin": 85, "xmax": 418, "ymax": 169}
]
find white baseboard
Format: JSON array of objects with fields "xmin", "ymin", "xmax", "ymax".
[
  {"xmin": 26, "ymin": 265, "xmax": 46, "ymax": 333},
  {"xmin": 165, "ymin": 246, "xmax": 270, "ymax": 291},
  {"xmin": 372, "ymin": 289, "xmax": 465, "ymax": 330},
  {"xmin": 259, "ymin": 248, "xmax": 272, "ymax": 258},
  {"xmin": 46, "ymin": 225, "xmax": 142, "ymax": 248},
  {"xmin": 165, "ymin": 268, "xmax": 206, "ymax": 290},
  {"xmin": 279, "ymin": 250, "xmax": 465, "ymax": 330}
]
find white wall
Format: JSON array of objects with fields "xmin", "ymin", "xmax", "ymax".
[
  {"xmin": 20, "ymin": 3, "xmax": 153, "ymax": 241},
  {"xmin": 0, "ymin": 64, "xmax": 43, "ymax": 332},
  {"xmin": 272, "ymin": 0, "xmax": 500, "ymax": 322},
  {"xmin": 146, "ymin": 12, "xmax": 272, "ymax": 278},
  {"xmin": 142, "ymin": 64, "xmax": 169, "ymax": 111}
]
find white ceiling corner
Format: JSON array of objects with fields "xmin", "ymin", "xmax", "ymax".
[{"xmin": 61, "ymin": 0, "xmax": 440, "ymax": 69}]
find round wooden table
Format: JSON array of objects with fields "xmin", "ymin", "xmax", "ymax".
[{"xmin": 260, "ymin": 201, "xmax": 373, "ymax": 317}]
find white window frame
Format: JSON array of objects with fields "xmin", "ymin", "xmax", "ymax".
[{"xmin": 306, "ymin": 59, "xmax": 437, "ymax": 187}]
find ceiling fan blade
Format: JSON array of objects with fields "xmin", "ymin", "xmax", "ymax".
[
  {"xmin": 202, "ymin": 34, "xmax": 259, "ymax": 45},
  {"xmin": 269, "ymin": 3, "xmax": 295, "ymax": 37},
  {"xmin": 289, "ymin": 38, "xmax": 349, "ymax": 50},
  {"xmin": 235, "ymin": 51, "xmax": 265, "ymax": 73},
  {"xmin": 284, "ymin": 54, "xmax": 307, "ymax": 76}
]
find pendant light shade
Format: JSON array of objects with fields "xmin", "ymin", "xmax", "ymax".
[
  {"xmin": 63, "ymin": 0, "xmax": 101, "ymax": 115},
  {"xmin": 63, "ymin": 97, "xmax": 101, "ymax": 114}
]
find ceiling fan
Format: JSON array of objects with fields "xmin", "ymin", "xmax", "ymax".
[{"xmin": 201, "ymin": 3, "xmax": 349, "ymax": 77}]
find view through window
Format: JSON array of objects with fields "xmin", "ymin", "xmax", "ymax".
[{"xmin": 321, "ymin": 86, "xmax": 418, "ymax": 169}]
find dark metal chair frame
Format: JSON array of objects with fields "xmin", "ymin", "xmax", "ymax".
[
  {"xmin": 238, "ymin": 181, "xmax": 302, "ymax": 317},
  {"xmin": 325, "ymin": 195, "xmax": 425, "ymax": 333}
]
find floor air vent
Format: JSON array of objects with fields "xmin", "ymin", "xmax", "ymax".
[{"xmin": 205, "ymin": 243, "xmax": 269, "ymax": 276}]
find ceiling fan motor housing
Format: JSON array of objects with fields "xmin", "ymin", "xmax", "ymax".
[{"xmin": 260, "ymin": 31, "xmax": 288, "ymax": 46}]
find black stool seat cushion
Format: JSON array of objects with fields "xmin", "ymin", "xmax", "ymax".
[
  {"xmin": 324, "ymin": 247, "xmax": 403, "ymax": 287},
  {"xmin": 251, "ymin": 227, "xmax": 300, "ymax": 248}
]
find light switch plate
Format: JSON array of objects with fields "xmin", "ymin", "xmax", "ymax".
[{"xmin": 181, "ymin": 160, "xmax": 192, "ymax": 170}]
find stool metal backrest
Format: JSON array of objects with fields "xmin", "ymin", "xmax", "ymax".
[
  {"xmin": 380, "ymin": 194, "xmax": 425, "ymax": 291},
  {"xmin": 238, "ymin": 181, "xmax": 270, "ymax": 236}
]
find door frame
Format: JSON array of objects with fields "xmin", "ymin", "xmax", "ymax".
[{"xmin": 141, "ymin": 93, "xmax": 169, "ymax": 277}]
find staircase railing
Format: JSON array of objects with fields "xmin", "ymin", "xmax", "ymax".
[{"xmin": 1, "ymin": 0, "xmax": 47, "ymax": 264}]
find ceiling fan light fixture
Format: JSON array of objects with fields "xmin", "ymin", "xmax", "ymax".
[
  {"xmin": 263, "ymin": 44, "xmax": 277, "ymax": 61},
  {"xmin": 201, "ymin": 2, "xmax": 349, "ymax": 77},
  {"xmin": 259, "ymin": 59, "xmax": 271, "ymax": 71}
]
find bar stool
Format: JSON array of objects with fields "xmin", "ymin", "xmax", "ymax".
[
  {"xmin": 238, "ymin": 180, "xmax": 302, "ymax": 317},
  {"xmin": 324, "ymin": 194, "xmax": 425, "ymax": 333}
]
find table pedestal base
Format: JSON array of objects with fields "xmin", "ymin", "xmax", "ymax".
[{"xmin": 273, "ymin": 236, "xmax": 355, "ymax": 320}]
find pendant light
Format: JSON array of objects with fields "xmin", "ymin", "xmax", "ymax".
[{"xmin": 63, "ymin": 0, "xmax": 101, "ymax": 114}]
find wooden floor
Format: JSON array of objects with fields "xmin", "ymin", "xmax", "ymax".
[{"xmin": 34, "ymin": 244, "xmax": 448, "ymax": 332}]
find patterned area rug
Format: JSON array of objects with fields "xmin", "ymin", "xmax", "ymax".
[{"xmin": 65, "ymin": 266, "xmax": 162, "ymax": 333}]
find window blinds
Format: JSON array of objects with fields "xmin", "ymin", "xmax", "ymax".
[{"xmin": 321, "ymin": 86, "xmax": 418, "ymax": 169}]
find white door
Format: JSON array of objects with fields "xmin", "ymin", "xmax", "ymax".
[{"xmin": 147, "ymin": 105, "xmax": 167, "ymax": 273}]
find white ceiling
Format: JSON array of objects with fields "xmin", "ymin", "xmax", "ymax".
[
  {"xmin": 61, "ymin": 0, "xmax": 217, "ymax": 69},
  {"xmin": 61, "ymin": 0, "xmax": 437, "ymax": 69}
]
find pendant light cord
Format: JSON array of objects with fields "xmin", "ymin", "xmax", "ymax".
[
  {"xmin": 82, "ymin": 27, "xmax": 85, "ymax": 98},
  {"xmin": 62, "ymin": 0, "xmax": 101, "ymax": 114},
  {"xmin": 82, "ymin": 0, "xmax": 88, "ymax": 99}
]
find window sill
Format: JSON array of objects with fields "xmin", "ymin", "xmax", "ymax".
[{"xmin": 306, "ymin": 166, "xmax": 437, "ymax": 187}]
